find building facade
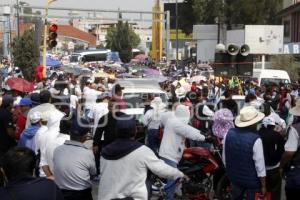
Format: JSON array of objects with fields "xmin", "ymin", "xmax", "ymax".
[{"xmin": 279, "ymin": 0, "xmax": 300, "ymax": 43}]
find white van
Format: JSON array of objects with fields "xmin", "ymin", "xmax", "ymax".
[
  {"xmin": 69, "ymin": 49, "xmax": 111, "ymax": 65},
  {"xmin": 253, "ymin": 69, "xmax": 291, "ymax": 86}
]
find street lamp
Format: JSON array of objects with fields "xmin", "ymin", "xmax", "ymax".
[{"xmin": 42, "ymin": 0, "xmax": 57, "ymax": 77}]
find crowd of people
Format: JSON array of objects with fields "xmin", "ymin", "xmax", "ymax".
[{"xmin": 0, "ymin": 63, "xmax": 299, "ymax": 200}]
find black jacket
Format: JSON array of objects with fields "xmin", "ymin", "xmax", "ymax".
[
  {"xmin": 0, "ymin": 177, "xmax": 63, "ymax": 200},
  {"xmin": 93, "ymin": 111, "xmax": 125, "ymax": 148},
  {"xmin": 259, "ymin": 127, "xmax": 285, "ymax": 167}
]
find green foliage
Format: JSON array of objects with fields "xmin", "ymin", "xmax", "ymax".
[
  {"xmin": 74, "ymin": 44, "xmax": 85, "ymax": 51},
  {"xmin": 180, "ymin": 0, "xmax": 283, "ymax": 33},
  {"xmin": 271, "ymin": 55, "xmax": 298, "ymax": 82},
  {"xmin": 105, "ymin": 21, "xmax": 141, "ymax": 63},
  {"xmin": 11, "ymin": 29, "xmax": 40, "ymax": 81}
]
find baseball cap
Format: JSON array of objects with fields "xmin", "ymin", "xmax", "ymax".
[
  {"xmin": 71, "ymin": 118, "xmax": 90, "ymax": 136},
  {"xmin": 30, "ymin": 93, "xmax": 40, "ymax": 106},
  {"xmin": 40, "ymin": 90, "xmax": 51, "ymax": 104},
  {"xmin": 30, "ymin": 112, "xmax": 41, "ymax": 124},
  {"xmin": 19, "ymin": 98, "xmax": 32, "ymax": 106},
  {"xmin": 262, "ymin": 116, "xmax": 276, "ymax": 128}
]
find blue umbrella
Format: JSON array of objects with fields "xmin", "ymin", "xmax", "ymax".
[{"xmin": 40, "ymin": 57, "xmax": 62, "ymax": 68}]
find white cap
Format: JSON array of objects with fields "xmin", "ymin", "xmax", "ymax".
[
  {"xmin": 30, "ymin": 112, "xmax": 41, "ymax": 124},
  {"xmin": 263, "ymin": 116, "xmax": 276, "ymax": 128}
]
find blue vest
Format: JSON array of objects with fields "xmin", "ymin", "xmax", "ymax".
[{"xmin": 225, "ymin": 128, "xmax": 260, "ymax": 189}]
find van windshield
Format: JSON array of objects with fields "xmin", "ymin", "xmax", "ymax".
[
  {"xmin": 82, "ymin": 53, "xmax": 107, "ymax": 63},
  {"xmin": 123, "ymin": 93, "xmax": 167, "ymax": 109},
  {"xmin": 261, "ymin": 78, "xmax": 289, "ymax": 86},
  {"xmin": 70, "ymin": 55, "xmax": 80, "ymax": 63}
]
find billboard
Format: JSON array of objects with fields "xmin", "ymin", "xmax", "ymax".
[{"xmin": 245, "ymin": 25, "xmax": 284, "ymax": 54}]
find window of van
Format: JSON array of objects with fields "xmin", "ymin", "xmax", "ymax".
[
  {"xmin": 123, "ymin": 93, "xmax": 167, "ymax": 108},
  {"xmin": 82, "ymin": 53, "xmax": 107, "ymax": 62},
  {"xmin": 261, "ymin": 78, "xmax": 289, "ymax": 86}
]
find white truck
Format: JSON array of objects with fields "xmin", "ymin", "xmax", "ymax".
[{"xmin": 253, "ymin": 69, "xmax": 291, "ymax": 86}]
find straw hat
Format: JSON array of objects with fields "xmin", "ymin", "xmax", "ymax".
[
  {"xmin": 290, "ymin": 99, "xmax": 300, "ymax": 116},
  {"xmin": 235, "ymin": 106, "xmax": 265, "ymax": 128}
]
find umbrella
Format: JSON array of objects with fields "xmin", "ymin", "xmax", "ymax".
[
  {"xmin": 134, "ymin": 54, "xmax": 147, "ymax": 61},
  {"xmin": 94, "ymin": 71, "xmax": 109, "ymax": 78},
  {"xmin": 189, "ymin": 75, "xmax": 207, "ymax": 83},
  {"xmin": 40, "ymin": 56, "xmax": 61, "ymax": 68},
  {"xmin": 144, "ymin": 68, "xmax": 160, "ymax": 76},
  {"xmin": 6, "ymin": 77, "xmax": 34, "ymax": 93}
]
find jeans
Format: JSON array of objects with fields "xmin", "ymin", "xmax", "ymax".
[
  {"xmin": 285, "ymin": 167, "xmax": 300, "ymax": 200},
  {"xmin": 161, "ymin": 157, "xmax": 178, "ymax": 200},
  {"xmin": 231, "ymin": 184, "xmax": 260, "ymax": 200},
  {"xmin": 145, "ymin": 129, "xmax": 160, "ymax": 153},
  {"xmin": 266, "ymin": 168, "xmax": 281, "ymax": 200},
  {"xmin": 61, "ymin": 188, "xmax": 93, "ymax": 200}
]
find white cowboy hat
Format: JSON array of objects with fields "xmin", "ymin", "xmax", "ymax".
[
  {"xmin": 235, "ymin": 106, "xmax": 265, "ymax": 128},
  {"xmin": 290, "ymin": 99, "xmax": 300, "ymax": 116}
]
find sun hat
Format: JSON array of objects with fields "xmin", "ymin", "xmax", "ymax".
[
  {"xmin": 290, "ymin": 99, "xmax": 300, "ymax": 116},
  {"xmin": 19, "ymin": 98, "xmax": 32, "ymax": 106},
  {"xmin": 262, "ymin": 116, "xmax": 276, "ymax": 128},
  {"xmin": 175, "ymin": 105, "xmax": 190, "ymax": 124},
  {"xmin": 235, "ymin": 106, "xmax": 265, "ymax": 128},
  {"xmin": 212, "ymin": 108, "xmax": 234, "ymax": 139},
  {"xmin": 29, "ymin": 112, "xmax": 41, "ymax": 124}
]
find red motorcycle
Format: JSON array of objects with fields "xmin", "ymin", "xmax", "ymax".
[{"xmin": 151, "ymin": 138, "xmax": 231, "ymax": 200}]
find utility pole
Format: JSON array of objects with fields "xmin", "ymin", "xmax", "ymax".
[
  {"xmin": 175, "ymin": 0, "xmax": 178, "ymax": 66},
  {"xmin": 42, "ymin": 0, "xmax": 57, "ymax": 78},
  {"xmin": 16, "ymin": 0, "xmax": 20, "ymax": 38}
]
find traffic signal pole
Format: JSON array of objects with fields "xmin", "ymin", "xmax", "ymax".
[{"xmin": 42, "ymin": 0, "xmax": 56, "ymax": 78}]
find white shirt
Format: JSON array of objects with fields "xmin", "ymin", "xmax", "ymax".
[
  {"xmin": 34, "ymin": 125, "xmax": 48, "ymax": 177},
  {"xmin": 285, "ymin": 127, "xmax": 300, "ymax": 152},
  {"xmin": 26, "ymin": 103, "xmax": 58, "ymax": 128},
  {"xmin": 98, "ymin": 145, "xmax": 183, "ymax": 200},
  {"xmin": 45, "ymin": 133, "xmax": 70, "ymax": 173},
  {"xmin": 222, "ymin": 132, "xmax": 266, "ymax": 177},
  {"xmin": 159, "ymin": 115, "xmax": 205, "ymax": 163},
  {"xmin": 143, "ymin": 109, "xmax": 163, "ymax": 130},
  {"xmin": 89, "ymin": 102, "xmax": 109, "ymax": 136},
  {"xmin": 84, "ymin": 88, "xmax": 102, "ymax": 110},
  {"xmin": 70, "ymin": 95, "xmax": 78, "ymax": 110}
]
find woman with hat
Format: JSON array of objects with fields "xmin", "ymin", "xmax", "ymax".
[
  {"xmin": 212, "ymin": 108, "xmax": 234, "ymax": 140},
  {"xmin": 143, "ymin": 97, "xmax": 166, "ymax": 154}
]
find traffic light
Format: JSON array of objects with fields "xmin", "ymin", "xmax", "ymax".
[{"xmin": 48, "ymin": 23, "xmax": 58, "ymax": 49}]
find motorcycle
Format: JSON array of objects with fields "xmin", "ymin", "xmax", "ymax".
[{"xmin": 151, "ymin": 136, "xmax": 231, "ymax": 200}]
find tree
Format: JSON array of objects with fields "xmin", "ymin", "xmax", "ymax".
[
  {"xmin": 105, "ymin": 21, "xmax": 141, "ymax": 63},
  {"xmin": 179, "ymin": 0, "xmax": 283, "ymax": 32},
  {"xmin": 271, "ymin": 55, "xmax": 298, "ymax": 82},
  {"xmin": 11, "ymin": 29, "xmax": 40, "ymax": 81}
]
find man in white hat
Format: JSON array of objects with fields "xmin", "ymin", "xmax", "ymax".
[
  {"xmin": 223, "ymin": 106, "xmax": 266, "ymax": 199},
  {"xmin": 280, "ymin": 99, "xmax": 300, "ymax": 199}
]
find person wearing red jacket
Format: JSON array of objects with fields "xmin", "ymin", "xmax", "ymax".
[{"xmin": 16, "ymin": 98, "xmax": 32, "ymax": 140}]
